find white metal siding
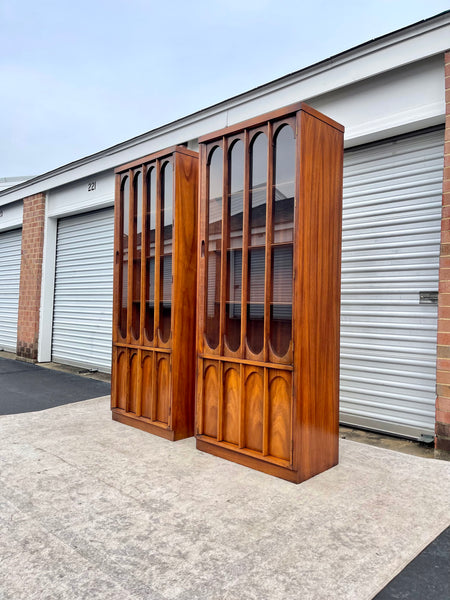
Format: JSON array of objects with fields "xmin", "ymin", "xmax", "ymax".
[
  {"xmin": 52, "ymin": 209, "xmax": 114, "ymax": 372},
  {"xmin": 0, "ymin": 228, "xmax": 21, "ymax": 351},
  {"xmin": 340, "ymin": 129, "xmax": 444, "ymax": 439}
]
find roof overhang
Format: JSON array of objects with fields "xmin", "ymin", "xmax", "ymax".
[{"xmin": 1, "ymin": 10, "xmax": 449, "ymax": 206}]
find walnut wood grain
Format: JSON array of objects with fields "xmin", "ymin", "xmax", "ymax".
[
  {"xmin": 112, "ymin": 146, "xmax": 198, "ymax": 441},
  {"xmin": 196, "ymin": 103, "xmax": 343, "ymax": 482}
]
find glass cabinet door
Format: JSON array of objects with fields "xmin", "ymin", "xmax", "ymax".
[
  {"xmin": 118, "ymin": 175, "xmax": 130, "ymax": 340},
  {"xmin": 225, "ymin": 139, "xmax": 244, "ymax": 353},
  {"xmin": 205, "ymin": 146, "xmax": 223, "ymax": 351},
  {"xmin": 159, "ymin": 161, "xmax": 173, "ymax": 344},
  {"xmin": 270, "ymin": 124, "xmax": 295, "ymax": 359},
  {"xmin": 131, "ymin": 171, "xmax": 142, "ymax": 342},
  {"xmin": 247, "ymin": 132, "xmax": 268, "ymax": 357},
  {"xmin": 144, "ymin": 167, "xmax": 156, "ymax": 343}
]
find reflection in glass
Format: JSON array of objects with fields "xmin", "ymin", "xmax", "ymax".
[
  {"xmin": 273, "ymin": 125, "xmax": 295, "ymax": 243},
  {"xmin": 247, "ymin": 247, "xmax": 265, "ymax": 354},
  {"xmin": 145, "ymin": 167, "xmax": 156, "ymax": 341},
  {"xmin": 225, "ymin": 140, "xmax": 244, "ymax": 351},
  {"xmin": 119, "ymin": 176, "xmax": 129, "ymax": 338},
  {"xmin": 205, "ymin": 147, "xmax": 222, "ymax": 350},
  {"xmin": 226, "ymin": 249, "xmax": 242, "ymax": 351},
  {"xmin": 228, "ymin": 140, "xmax": 244, "ymax": 249},
  {"xmin": 250, "ymin": 133, "xmax": 267, "ymax": 246},
  {"xmin": 160, "ymin": 162, "xmax": 173, "ymax": 343},
  {"xmin": 131, "ymin": 172, "xmax": 142, "ymax": 340},
  {"xmin": 270, "ymin": 245, "xmax": 293, "ymax": 357}
]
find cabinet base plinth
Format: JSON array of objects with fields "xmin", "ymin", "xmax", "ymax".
[
  {"xmin": 112, "ymin": 410, "xmax": 182, "ymax": 441},
  {"xmin": 196, "ymin": 438, "xmax": 304, "ymax": 483}
]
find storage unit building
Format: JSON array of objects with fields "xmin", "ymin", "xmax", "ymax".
[{"xmin": 0, "ymin": 12, "xmax": 449, "ymax": 453}]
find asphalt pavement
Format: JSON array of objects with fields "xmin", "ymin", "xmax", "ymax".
[{"xmin": 0, "ymin": 356, "xmax": 110, "ymax": 414}]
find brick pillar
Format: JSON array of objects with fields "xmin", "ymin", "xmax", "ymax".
[
  {"xmin": 16, "ymin": 193, "xmax": 46, "ymax": 361},
  {"xmin": 436, "ymin": 51, "xmax": 450, "ymax": 457}
]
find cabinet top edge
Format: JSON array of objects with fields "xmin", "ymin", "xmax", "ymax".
[
  {"xmin": 115, "ymin": 145, "xmax": 198, "ymax": 175},
  {"xmin": 198, "ymin": 102, "xmax": 344, "ymax": 144}
]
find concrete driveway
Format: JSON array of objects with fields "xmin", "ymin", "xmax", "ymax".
[{"xmin": 0, "ymin": 392, "xmax": 449, "ymax": 600}]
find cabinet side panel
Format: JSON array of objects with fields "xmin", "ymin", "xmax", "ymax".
[
  {"xmin": 171, "ymin": 151, "xmax": 198, "ymax": 438},
  {"xmin": 295, "ymin": 111, "xmax": 343, "ymax": 480}
]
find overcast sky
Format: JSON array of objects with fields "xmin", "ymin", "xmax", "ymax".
[{"xmin": 0, "ymin": 0, "xmax": 448, "ymax": 177}]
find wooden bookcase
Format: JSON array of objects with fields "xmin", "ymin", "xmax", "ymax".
[
  {"xmin": 195, "ymin": 103, "xmax": 344, "ymax": 482},
  {"xmin": 111, "ymin": 146, "xmax": 198, "ymax": 441}
]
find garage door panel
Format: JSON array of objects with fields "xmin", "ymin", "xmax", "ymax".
[
  {"xmin": 340, "ymin": 129, "xmax": 444, "ymax": 439},
  {"xmin": 52, "ymin": 209, "xmax": 114, "ymax": 372},
  {"xmin": 0, "ymin": 228, "xmax": 21, "ymax": 351}
]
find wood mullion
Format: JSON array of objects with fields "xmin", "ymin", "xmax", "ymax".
[
  {"xmin": 199, "ymin": 353, "xmax": 292, "ymax": 370},
  {"xmin": 126, "ymin": 169, "xmax": 134, "ymax": 345},
  {"xmin": 263, "ymin": 367, "xmax": 269, "ymax": 456},
  {"xmin": 151, "ymin": 350, "xmax": 157, "ymax": 421},
  {"xmin": 140, "ymin": 165, "xmax": 147, "ymax": 345},
  {"xmin": 218, "ymin": 360, "xmax": 224, "ymax": 441},
  {"xmin": 264, "ymin": 123, "xmax": 274, "ymax": 363},
  {"xmin": 154, "ymin": 159, "xmax": 161, "ymax": 345},
  {"xmin": 241, "ymin": 130, "xmax": 249, "ymax": 357},
  {"xmin": 169, "ymin": 156, "xmax": 175, "ymax": 344},
  {"xmin": 136, "ymin": 348, "xmax": 142, "ymax": 417},
  {"xmin": 219, "ymin": 137, "xmax": 228, "ymax": 355},
  {"xmin": 239, "ymin": 363, "xmax": 245, "ymax": 448}
]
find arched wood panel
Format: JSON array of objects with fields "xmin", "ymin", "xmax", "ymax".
[
  {"xmin": 141, "ymin": 352, "xmax": 153, "ymax": 419},
  {"xmin": 268, "ymin": 372, "xmax": 291, "ymax": 462},
  {"xmin": 223, "ymin": 366, "xmax": 239, "ymax": 445},
  {"xmin": 156, "ymin": 356, "xmax": 170, "ymax": 424},
  {"xmin": 116, "ymin": 350, "xmax": 128, "ymax": 410},
  {"xmin": 203, "ymin": 363, "xmax": 218, "ymax": 438},
  {"xmin": 244, "ymin": 368, "xmax": 263, "ymax": 452},
  {"xmin": 128, "ymin": 352, "xmax": 139, "ymax": 414}
]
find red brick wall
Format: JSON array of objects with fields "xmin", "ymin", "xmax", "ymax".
[
  {"xmin": 16, "ymin": 193, "xmax": 46, "ymax": 360},
  {"xmin": 436, "ymin": 51, "xmax": 450, "ymax": 454}
]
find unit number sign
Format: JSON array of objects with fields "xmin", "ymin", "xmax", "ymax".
[{"xmin": 87, "ymin": 181, "xmax": 96, "ymax": 192}]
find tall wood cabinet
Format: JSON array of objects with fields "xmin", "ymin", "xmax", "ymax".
[
  {"xmin": 111, "ymin": 146, "xmax": 198, "ymax": 441},
  {"xmin": 196, "ymin": 103, "xmax": 344, "ymax": 482}
]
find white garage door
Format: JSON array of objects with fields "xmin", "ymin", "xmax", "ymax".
[
  {"xmin": 340, "ymin": 128, "xmax": 444, "ymax": 440},
  {"xmin": 0, "ymin": 228, "xmax": 22, "ymax": 351},
  {"xmin": 52, "ymin": 209, "xmax": 114, "ymax": 372}
]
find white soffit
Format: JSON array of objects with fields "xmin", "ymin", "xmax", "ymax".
[
  {"xmin": 0, "ymin": 12, "xmax": 448, "ymax": 206},
  {"xmin": 0, "ymin": 201, "xmax": 23, "ymax": 232}
]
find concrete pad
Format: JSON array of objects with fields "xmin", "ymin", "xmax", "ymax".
[{"xmin": 0, "ymin": 396, "xmax": 449, "ymax": 600}]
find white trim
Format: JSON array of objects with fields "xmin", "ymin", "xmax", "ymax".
[
  {"xmin": 38, "ymin": 201, "xmax": 57, "ymax": 363},
  {"xmin": 0, "ymin": 12, "xmax": 448, "ymax": 206},
  {"xmin": 0, "ymin": 201, "xmax": 23, "ymax": 232},
  {"xmin": 47, "ymin": 170, "xmax": 115, "ymax": 219}
]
